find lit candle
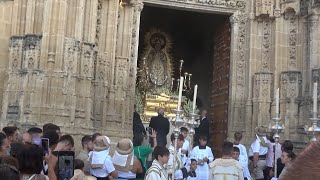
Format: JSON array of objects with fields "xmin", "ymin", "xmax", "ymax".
[
  {"xmin": 276, "ymin": 88, "xmax": 279, "ymax": 116},
  {"xmin": 177, "ymin": 76, "xmax": 184, "ymax": 111},
  {"xmin": 314, "ymin": 82, "xmax": 318, "ymax": 114},
  {"xmin": 192, "ymin": 85, "xmax": 198, "ymax": 114}
]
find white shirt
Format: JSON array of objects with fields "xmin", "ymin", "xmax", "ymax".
[
  {"xmin": 180, "ymin": 139, "xmax": 190, "ymax": 165},
  {"xmin": 234, "ymin": 144, "xmax": 252, "ymax": 180},
  {"xmin": 90, "ymin": 155, "xmax": 115, "ymax": 178},
  {"xmin": 249, "ymin": 137, "xmax": 268, "ymax": 157},
  {"xmin": 117, "ymin": 170, "xmax": 136, "ymax": 179},
  {"xmin": 182, "ymin": 139, "xmax": 190, "ymax": 152}
]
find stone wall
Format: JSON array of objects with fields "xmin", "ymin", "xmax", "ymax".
[
  {"xmin": 0, "ymin": 1, "xmax": 13, "ymax": 125},
  {"xmin": 0, "ymin": 0, "xmax": 142, "ymax": 148}
]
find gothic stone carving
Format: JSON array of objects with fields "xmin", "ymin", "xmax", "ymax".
[
  {"xmin": 281, "ymin": 0, "xmax": 300, "ymax": 15},
  {"xmin": 22, "ymin": 34, "xmax": 42, "ymax": 70},
  {"xmin": 280, "ymin": 71, "xmax": 302, "ymax": 102},
  {"xmin": 9, "ymin": 36, "xmax": 24, "ymax": 70},
  {"xmin": 261, "ymin": 18, "xmax": 272, "ymax": 72},
  {"xmin": 253, "ymin": 72, "xmax": 273, "ymax": 101},
  {"xmin": 230, "ymin": 12, "xmax": 248, "ymax": 99},
  {"xmin": 95, "ymin": 0, "xmax": 102, "ymax": 46},
  {"xmin": 255, "ymin": 0, "xmax": 274, "ymax": 17},
  {"xmin": 63, "ymin": 38, "xmax": 80, "ymax": 74},
  {"xmin": 80, "ymin": 42, "xmax": 95, "ymax": 78},
  {"xmin": 284, "ymin": 10, "xmax": 298, "ymax": 70}
]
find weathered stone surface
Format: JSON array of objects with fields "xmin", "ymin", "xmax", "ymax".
[{"xmin": 0, "ymin": 0, "xmax": 319, "ymax": 152}]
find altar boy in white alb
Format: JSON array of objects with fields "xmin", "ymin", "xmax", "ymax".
[
  {"xmin": 190, "ymin": 135, "xmax": 214, "ymax": 180},
  {"xmin": 167, "ymin": 133, "xmax": 185, "ymax": 180}
]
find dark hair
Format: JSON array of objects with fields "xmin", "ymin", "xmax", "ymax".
[
  {"xmin": 133, "ymin": 133, "xmax": 144, "ymax": 147},
  {"xmin": 190, "ymin": 158, "xmax": 197, "ymax": 163},
  {"xmin": 283, "ymin": 149, "xmax": 296, "ymax": 160},
  {"xmin": 92, "ymin": 133, "xmax": 101, "ymax": 142},
  {"xmin": 282, "ymin": 140, "xmax": 293, "ymax": 151},
  {"xmin": 0, "ymin": 156, "xmax": 19, "ymax": 169},
  {"xmin": 2, "ymin": 127, "xmax": 18, "ymax": 137},
  {"xmin": 199, "ymin": 134, "xmax": 208, "ymax": 141},
  {"xmin": 9, "ymin": 142, "xmax": 24, "ymax": 158},
  {"xmin": 0, "ymin": 132, "xmax": 6, "ymax": 147},
  {"xmin": 171, "ymin": 133, "xmax": 184, "ymax": 142},
  {"xmin": 0, "ymin": 164, "xmax": 20, "ymax": 180},
  {"xmin": 180, "ymin": 127, "xmax": 188, "ymax": 133},
  {"xmin": 154, "ymin": 146, "xmax": 169, "ymax": 160},
  {"xmin": 234, "ymin": 132, "xmax": 243, "ymax": 141},
  {"xmin": 233, "ymin": 146, "xmax": 240, "ymax": 153},
  {"xmin": 43, "ymin": 123, "xmax": 60, "ymax": 133},
  {"xmin": 81, "ymin": 135, "xmax": 93, "ymax": 148},
  {"xmin": 42, "ymin": 130, "xmax": 59, "ymax": 147},
  {"xmin": 27, "ymin": 127, "xmax": 42, "ymax": 135},
  {"xmin": 59, "ymin": 134, "xmax": 74, "ymax": 147},
  {"xmin": 222, "ymin": 141, "xmax": 234, "ymax": 155},
  {"xmin": 17, "ymin": 144, "xmax": 44, "ymax": 174},
  {"xmin": 74, "ymin": 159, "xmax": 84, "ymax": 170}
]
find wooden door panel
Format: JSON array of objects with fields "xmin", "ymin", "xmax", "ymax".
[{"xmin": 210, "ymin": 18, "xmax": 231, "ymax": 158}]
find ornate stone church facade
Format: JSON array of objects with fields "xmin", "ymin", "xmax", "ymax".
[{"xmin": 0, "ymin": 0, "xmax": 319, "ymax": 153}]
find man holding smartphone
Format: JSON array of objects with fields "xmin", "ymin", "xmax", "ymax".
[{"xmin": 47, "ymin": 134, "xmax": 75, "ymax": 180}]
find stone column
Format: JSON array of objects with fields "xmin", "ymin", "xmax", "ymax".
[
  {"xmin": 309, "ymin": 14, "xmax": 319, "ymax": 68},
  {"xmin": 111, "ymin": 0, "xmax": 143, "ymax": 139},
  {"xmin": 0, "ymin": 1, "xmax": 13, "ymax": 127},
  {"xmin": 228, "ymin": 11, "xmax": 250, "ymax": 138},
  {"xmin": 280, "ymin": 71, "xmax": 302, "ymax": 140},
  {"xmin": 93, "ymin": 0, "xmax": 119, "ymax": 132}
]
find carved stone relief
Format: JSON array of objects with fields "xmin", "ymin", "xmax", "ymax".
[
  {"xmin": 252, "ymin": 72, "xmax": 273, "ymax": 128},
  {"xmin": 253, "ymin": 72, "xmax": 273, "ymax": 101},
  {"xmin": 255, "ymin": 0, "xmax": 274, "ymax": 17},
  {"xmin": 280, "ymin": 71, "xmax": 302, "ymax": 101},
  {"xmin": 95, "ymin": 0, "xmax": 102, "ymax": 46},
  {"xmin": 63, "ymin": 38, "xmax": 80, "ymax": 74},
  {"xmin": 9, "ymin": 36, "xmax": 24, "ymax": 70},
  {"xmin": 284, "ymin": 10, "xmax": 298, "ymax": 70},
  {"xmin": 230, "ymin": 12, "xmax": 248, "ymax": 100},
  {"xmin": 23, "ymin": 34, "xmax": 42, "ymax": 70},
  {"xmin": 261, "ymin": 18, "xmax": 272, "ymax": 72},
  {"xmin": 300, "ymin": 0, "xmax": 309, "ymax": 16},
  {"xmin": 280, "ymin": 0, "xmax": 300, "ymax": 14},
  {"xmin": 80, "ymin": 42, "xmax": 95, "ymax": 78}
]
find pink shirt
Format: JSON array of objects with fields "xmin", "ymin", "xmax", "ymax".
[{"xmin": 266, "ymin": 142, "xmax": 282, "ymax": 167}]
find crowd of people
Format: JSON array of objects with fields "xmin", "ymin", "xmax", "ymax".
[{"xmin": 0, "ymin": 108, "xmax": 320, "ymax": 180}]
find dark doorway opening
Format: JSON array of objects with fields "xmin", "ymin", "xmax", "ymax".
[{"xmin": 138, "ymin": 5, "xmax": 231, "ymax": 157}]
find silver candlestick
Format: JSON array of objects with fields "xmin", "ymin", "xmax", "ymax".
[
  {"xmin": 305, "ymin": 112, "xmax": 320, "ymax": 142},
  {"xmin": 170, "ymin": 109, "xmax": 184, "ymax": 179},
  {"xmin": 271, "ymin": 113, "xmax": 284, "ymax": 178},
  {"xmin": 187, "ymin": 112, "xmax": 200, "ymax": 157}
]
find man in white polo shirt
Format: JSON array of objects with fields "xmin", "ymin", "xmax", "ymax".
[{"xmin": 249, "ymin": 126, "xmax": 269, "ymax": 180}]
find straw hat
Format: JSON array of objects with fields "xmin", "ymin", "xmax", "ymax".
[
  {"xmin": 116, "ymin": 138, "xmax": 133, "ymax": 155},
  {"xmin": 93, "ymin": 136, "xmax": 110, "ymax": 151},
  {"xmin": 255, "ymin": 126, "xmax": 269, "ymax": 136}
]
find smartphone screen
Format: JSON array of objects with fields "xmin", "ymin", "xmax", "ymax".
[
  {"xmin": 41, "ymin": 138, "xmax": 49, "ymax": 155},
  {"xmin": 58, "ymin": 151, "xmax": 74, "ymax": 180}
]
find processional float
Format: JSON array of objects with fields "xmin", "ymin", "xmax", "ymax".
[{"xmin": 135, "ymin": 29, "xmax": 201, "ymax": 177}]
